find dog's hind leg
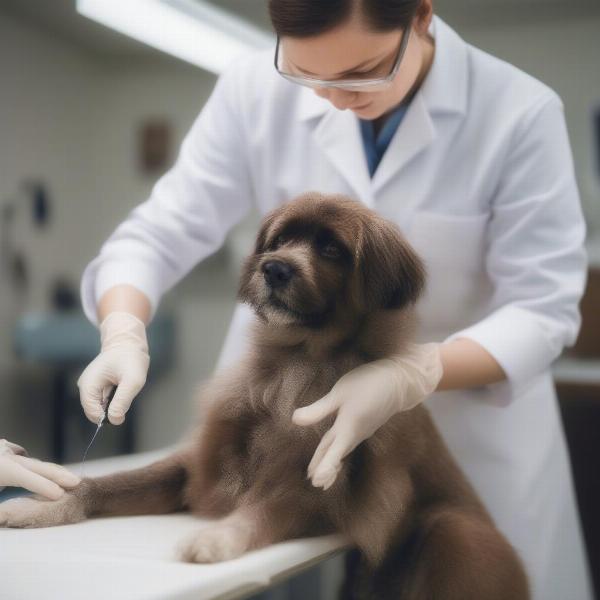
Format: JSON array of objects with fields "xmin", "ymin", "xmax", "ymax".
[
  {"xmin": 332, "ymin": 450, "xmax": 416, "ymax": 570},
  {"xmin": 0, "ymin": 449, "xmax": 191, "ymax": 529},
  {"xmin": 395, "ymin": 506, "xmax": 530, "ymax": 600}
]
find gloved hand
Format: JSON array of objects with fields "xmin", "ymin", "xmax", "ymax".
[
  {"xmin": 0, "ymin": 439, "xmax": 80, "ymax": 500},
  {"xmin": 77, "ymin": 311, "xmax": 150, "ymax": 425},
  {"xmin": 292, "ymin": 342, "xmax": 444, "ymax": 490}
]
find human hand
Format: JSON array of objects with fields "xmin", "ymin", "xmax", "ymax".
[
  {"xmin": 0, "ymin": 439, "xmax": 80, "ymax": 500},
  {"xmin": 77, "ymin": 311, "xmax": 150, "ymax": 425},
  {"xmin": 292, "ymin": 343, "xmax": 443, "ymax": 490}
]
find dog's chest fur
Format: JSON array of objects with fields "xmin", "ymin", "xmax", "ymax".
[
  {"xmin": 185, "ymin": 345, "xmax": 370, "ymax": 519},
  {"xmin": 244, "ymin": 350, "xmax": 358, "ymax": 464}
]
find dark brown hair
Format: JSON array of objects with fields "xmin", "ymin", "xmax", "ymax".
[{"xmin": 268, "ymin": 0, "xmax": 423, "ymax": 36}]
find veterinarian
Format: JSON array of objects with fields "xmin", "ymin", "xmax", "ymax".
[
  {"xmin": 76, "ymin": 1, "xmax": 593, "ymax": 598},
  {"xmin": 0, "ymin": 439, "xmax": 80, "ymax": 499}
]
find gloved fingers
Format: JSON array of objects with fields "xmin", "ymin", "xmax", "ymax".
[
  {"xmin": 1, "ymin": 458, "xmax": 65, "ymax": 500},
  {"xmin": 81, "ymin": 387, "xmax": 106, "ymax": 423},
  {"xmin": 310, "ymin": 425, "xmax": 356, "ymax": 490},
  {"xmin": 102, "ymin": 385, "xmax": 116, "ymax": 407},
  {"xmin": 307, "ymin": 427, "xmax": 335, "ymax": 479},
  {"xmin": 77, "ymin": 368, "xmax": 108, "ymax": 424},
  {"xmin": 107, "ymin": 374, "xmax": 146, "ymax": 425},
  {"xmin": 0, "ymin": 439, "xmax": 28, "ymax": 457},
  {"xmin": 292, "ymin": 389, "xmax": 340, "ymax": 426},
  {"xmin": 11, "ymin": 455, "xmax": 80, "ymax": 488}
]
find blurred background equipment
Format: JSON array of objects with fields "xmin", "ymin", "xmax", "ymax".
[
  {"xmin": 0, "ymin": 181, "xmax": 51, "ymax": 299},
  {"xmin": 138, "ymin": 117, "xmax": 172, "ymax": 175},
  {"xmin": 12, "ymin": 310, "xmax": 176, "ymax": 464}
]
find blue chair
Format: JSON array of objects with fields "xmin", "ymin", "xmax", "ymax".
[{"xmin": 12, "ymin": 310, "xmax": 176, "ymax": 463}]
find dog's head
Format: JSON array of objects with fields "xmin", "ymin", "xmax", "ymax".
[{"xmin": 238, "ymin": 192, "xmax": 425, "ymax": 329}]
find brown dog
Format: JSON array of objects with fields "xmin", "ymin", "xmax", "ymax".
[{"xmin": 0, "ymin": 192, "xmax": 529, "ymax": 599}]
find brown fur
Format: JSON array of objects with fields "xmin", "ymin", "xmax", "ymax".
[{"xmin": 0, "ymin": 192, "xmax": 529, "ymax": 599}]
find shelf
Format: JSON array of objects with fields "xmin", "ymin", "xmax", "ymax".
[{"xmin": 552, "ymin": 356, "xmax": 600, "ymax": 386}]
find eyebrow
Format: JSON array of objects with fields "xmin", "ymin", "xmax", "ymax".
[
  {"xmin": 290, "ymin": 52, "xmax": 387, "ymax": 78},
  {"xmin": 272, "ymin": 221, "xmax": 352, "ymax": 256}
]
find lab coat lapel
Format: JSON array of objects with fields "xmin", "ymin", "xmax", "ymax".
[
  {"xmin": 298, "ymin": 89, "xmax": 374, "ymax": 206},
  {"xmin": 314, "ymin": 108, "xmax": 374, "ymax": 206},
  {"xmin": 371, "ymin": 92, "xmax": 436, "ymax": 194},
  {"xmin": 371, "ymin": 15, "xmax": 468, "ymax": 194}
]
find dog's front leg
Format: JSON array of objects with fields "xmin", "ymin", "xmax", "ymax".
[
  {"xmin": 178, "ymin": 485, "xmax": 325, "ymax": 564},
  {"xmin": 0, "ymin": 449, "xmax": 191, "ymax": 528},
  {"xmin": 0, "ymin": 492, "xmax": 86, "ymax": 529},
  {"xmin": 177, "ymin": 503, "xmax": 262, "ymax": 563}
]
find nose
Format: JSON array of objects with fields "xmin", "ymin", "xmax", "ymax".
[
  {"xmin": 262, "ymin": 260, "xmax": 293, "ymax": 288},
  {"xmin": 315, "ymin": 87, "xmax": 357, "ymax": 110}
]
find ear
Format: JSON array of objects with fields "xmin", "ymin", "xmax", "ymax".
[
  {"xmin": 355, "ymin": 217, "xmax": 426, "ymax": 311},
  {"xmin": 414, "ymin": 0, "xmax": 433, "ymax": 35},
  {"xmin": 253, "ymin": 208, "xmax": 282, "ymax": 255}
]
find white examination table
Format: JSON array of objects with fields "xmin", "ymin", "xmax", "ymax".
[{"xmin": 0, "ymin": 449, "xmax": 350, "ymax": 600}]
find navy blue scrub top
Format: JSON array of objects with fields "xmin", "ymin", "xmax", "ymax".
[{"xmin": 359, "ymin": 103, "xmax": 408, "ymax": 177}]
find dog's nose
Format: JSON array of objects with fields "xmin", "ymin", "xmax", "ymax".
[{"xmin": 262, "ymin": 260, "xmax": 293, "ymax": 288}]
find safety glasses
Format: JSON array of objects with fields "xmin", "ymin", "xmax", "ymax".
[{"xmin": 273, "ymin": 22, "xmax": 412, "ymax": 92}]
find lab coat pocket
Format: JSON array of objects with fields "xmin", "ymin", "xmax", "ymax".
[{"xmin": 407, "ymin": 211, "xmax": 491, "ymax": 334}]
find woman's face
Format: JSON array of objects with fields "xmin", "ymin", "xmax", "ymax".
[{"xmin": 279, "ymin": 13, "xmax": 433, "ymax": 120}]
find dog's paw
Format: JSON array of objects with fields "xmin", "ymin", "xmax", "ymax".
[
  {"xmin": 177, "ymin": 523, "xmax": 252, "ymax": 563},
  {"xmin": 0, "ymin": 493, "xmax": 85, "ymax": 528}
]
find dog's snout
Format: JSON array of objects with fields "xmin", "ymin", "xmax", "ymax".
[{"xmin": 262, "ymin": 260, "xmax": 293, "ymax": 288}]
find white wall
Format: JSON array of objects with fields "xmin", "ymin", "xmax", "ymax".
[
  {"xmin": 0, "ymin": 12, "xmax": 97, "ymax": 338},
  {"xmin": 0, "ymin": 12, "xmax": 100, "ymax": 457}
]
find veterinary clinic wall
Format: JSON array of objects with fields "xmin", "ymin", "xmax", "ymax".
[
  {"xmin": 0, "ymin": 11, "xmax": 97, "ymax": 345},
  {"xmin": 0, "ymin": 10, "xmax": 101, "ymax": 458},
  {"xmin": 0, "ymin": 8, "xmax": 261, "ymax": 459}
]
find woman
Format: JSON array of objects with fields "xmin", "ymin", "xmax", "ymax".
[{"xmin": 77, "ymin": 1, "xmax": 593, "ymax": 597}]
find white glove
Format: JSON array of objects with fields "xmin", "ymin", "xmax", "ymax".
[
  {"xmin": 292, "ymin": 342, "xmax": 444, "ymax": 490},
  {"xmin": 0, "ymin": 439, "xmax": 80, "ymax": 500},
  {"xmin": 77, "ymin": 311, "xmax": 150, "ymax": 425}
]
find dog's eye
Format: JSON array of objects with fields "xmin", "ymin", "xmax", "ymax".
[
  {"xmin": 320, "ymin": 241, "xmax": 342, "ymax": 259},
  {"xmin": 274, "ymin": 234, "xmax": 287, "ymax": 248}
]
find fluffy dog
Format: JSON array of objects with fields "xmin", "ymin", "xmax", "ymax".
[{"xmin": 0, "ymin": 192, "xmax": 529, "ymax": 599}]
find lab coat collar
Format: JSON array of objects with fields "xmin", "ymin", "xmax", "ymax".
[
  {"xmin": 419, "ymin": 16, "xmax": 468, "ymax": 116},
  {"xmin": 371, "ymin": 92, "xmax": 435, "ymax": 193},
  {"xmin": 313, "ymin": 108, "xmax": 375, "ymax": 206}
]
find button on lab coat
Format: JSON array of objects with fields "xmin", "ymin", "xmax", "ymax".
[{"xmin": 80, "ymin": 15, "xmax": 593, "ymax": 599}]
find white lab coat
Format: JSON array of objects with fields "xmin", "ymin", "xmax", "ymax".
[{"xmin": 80, "ymin": 15, "xmax": 593, "ymax": 600}]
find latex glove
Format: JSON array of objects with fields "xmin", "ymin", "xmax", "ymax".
[
  {"xmin": 0, "ymin": 439, "xmax": 80, "ymax": 500},
  {"xmin": 77, "ymin": 311, "xmax": 150, "ymax": 425},
  {"xmin": 292, "ymin": 342, "xmax": 444, "ymax": 490}
]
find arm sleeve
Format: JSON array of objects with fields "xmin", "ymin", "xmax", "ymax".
[
  {"xmin": 80, "ymin": 58, "xmax": 254, "ymax": 327},
  {"xmin": 443, "ymin": 92, "xmax": 588, "ymax": 402}
]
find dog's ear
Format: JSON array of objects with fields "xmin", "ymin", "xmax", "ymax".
[
  {"xmin": 253, "ymin": 207, "xmax": 284, "ymax": 255},
  {"xmin": 354, "ymin": 217, "xmax": 426, "ymax": 311}
]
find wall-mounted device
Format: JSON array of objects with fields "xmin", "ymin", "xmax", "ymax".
[{"xmin": 0, "ymin": 180, "xmax": 52, "ymax": 292}]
